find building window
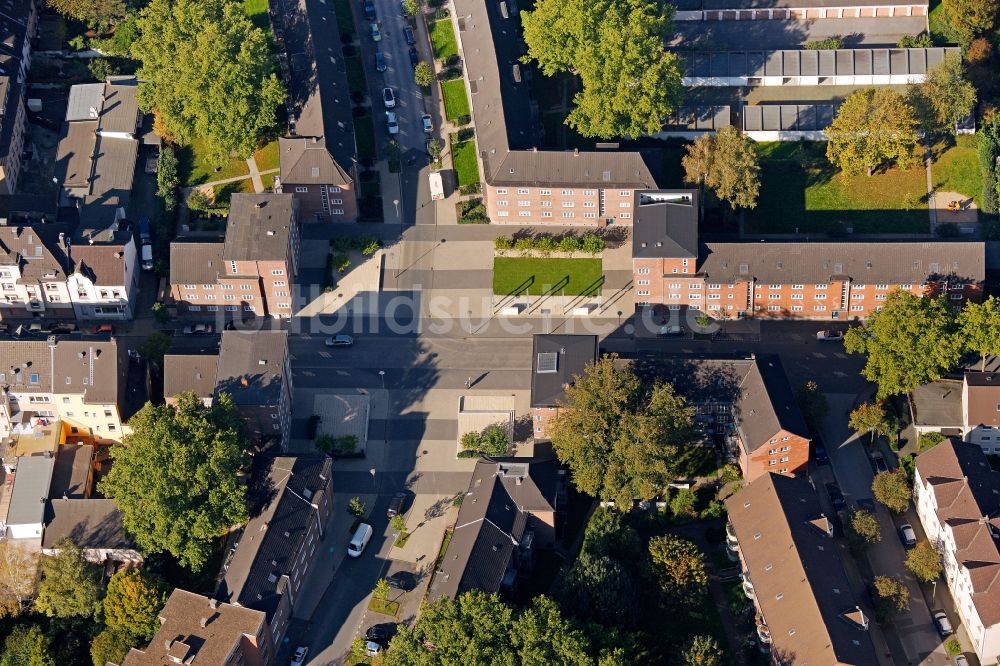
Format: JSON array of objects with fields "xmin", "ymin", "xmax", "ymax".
[
  {"xmin": 240, "ymin": 284, "xmax": 252, "ymax": 290},
  {"xmin": 221, "ymin": 284, "xmax": 234, "ymax": 290},
  {"xmin": 496, "ymin": 188, "xmax": 508, "ymax": 194},
  {"xmin": 637, "ymin": 268, "xmax": 650, "ymax": 275},
  {"xmin": 637, "ymin": 279, "xmax": 650, "ymax": 286},
  {"xmin": 815, "ymin": 284, "xmax": 828, "ymax": 290},
  {"xmin": 951, "ymin": 293, "xmax": 964, "ymax": 300},
  {"xmin": 637, "ymin": 290, "xmax": 650, "ymax": 296},
  {"xmin": 189, "ymin": 305, "xmax": 201, "ymax": 311},
  {"xmin": 584, "ymin": 190, "xmax": 596, "ymax": 196},
  {"xmin": 815, "ymin": 294, "xmax": 827, "ymax": 300},
  {"xmin": 768, "ymin": 294, "xmax": 780, "ymax": 300},
  {"xmin": 814, "ymin": 305, "xmax": 826, "ymax": 311},
  {"xmin": 518, "ymin": 211, "xmax": 531, "ymax": 217},
  {"xmin": 619, "ymin": 202, "xmax": 631, "ymax": 208},
  {"xmin": 562, "ymin": 201, "xmax": 574, "ymax": 208},
  {"xmin": 562, "ymin": 212, "xmax": 574, "ymax": 218},
  {"xmin": 332, "ymin": 209, "xmax": 345, "ymax": 215},
  {"xmin": 517, "ymin": 188, "xmax": 529, "ymax": 195},
  {"xmin": 331, "ymin": 199, "xmax": 343, "ymax": 205},
  {"xmin": 207, "ymin": 305, "xmax": 219, "ymax": 311},
  {"xmin": 295, "ymin": 187, "xmax": 308, "ymax": 193},
  {"xmin": 791, "ymin": 284, "xmax": 804, "ymax": 289},
  {"xmin": 619, "ymin": 190, "xmax": 630, "ymax": 196},
  {"xmin": 850, "ymin": 305, "xmax": 865, "ymax": 311},
  {"xmin": 561, "ymin": 190, "xmax": 574, "ymax": 196},
  {"xmin": 767, "ymin": 305, "xmax": 781, "ymax": 311},
  {"xmin": 689, "ymin": 283, "xmax": 702, "ymax": 289},
  {"xmin": 497, "ymin": 200, "xmax": 508, "ymax": 206},
  {"xmin": 540, "ymin": 201, "xmax": 552, "ymax": 208},
  {"xmin": 790, "ymin": 294, "xmax": 803, "ymax": 300},
  {"xmin": 518, "ymin": 201, "xmax": 530, "ymax": 207},
  {"xmin": 876, "ymin": 284, "xmax": 889, "ymax": 289},
  {"xmin": 496, "ymin": 211, "xmax": 509, "ymax": 217},
  {"xmin": 540, "ymin": 189, "xmax": 551, "ymax": 196},
  {"xmin": 225, "ymin": 305, "xmax": 238, "ymax": 311},
  {"xmin": 541, "ymin": 212, "xmax": 552, "ymax": 218},
  {"xmin": 331, "ymin": 186, "xmax": 342, "ymax": 193},
  {"xmin": 619, "ymin": 213, "xmax": 631, "ymax": 219},
  {"xmin": 855, "ymin": 284, "xmax": 866, "ymax": 289},
  {"xmin": 769, "ymin": 284, "xmax": 781, "ymax": 289},
  {"xmin": 901, "ymin": 283, "xmax": 912, "ymax": 289},
  {"xmin": 583, "ymin": 202, "xmax": 596, "ymax": 208},
  {"xmin": 272, "ymin": 269, "xmax": 284, "ymax": 276}
]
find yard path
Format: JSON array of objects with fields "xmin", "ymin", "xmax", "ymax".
[
  {"xmin": 924, "ymin": 140, "xmax": 937, "ymax": 232},
  {"xmin": 180, "ymin": 168, "xmax": 280, "ymax": 200},
  {"xmin": 246, "ymin": 156, "xmax": 265, "ymax": 193}
]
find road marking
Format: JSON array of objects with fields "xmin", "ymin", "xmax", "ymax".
[
  {"xmin": 812, "ymin": 352, "xmax": 827, "ymax": 359},
  {"xmin": 833, "ymin": 371, "xmax": 847, "ymax": 377},
  {"xmin": 835, "ymin": 353, "xmax": 848, "ymax": 359},
  {"xmin": 336, "ymin": 370, "xmax": 351, "ymax": 376},
  {"xmin": 319, "ymin": 351, "xmax": 331, "ymax": 358}
]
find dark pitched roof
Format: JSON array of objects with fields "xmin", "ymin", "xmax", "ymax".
[
  {"xmin": 70, "ymin": 242, "xmax": 131, "ymax": 286},
  {"xmin": 223, "ymin": 194, "xmax": 295, "ymax": 262},
  {"xmin": 964, "ymin": 372, "xmax": 1000, "ymax": 428},
  {"xmin": 216, "ymin": 331, "xmax": 289, "ymax": 407},
  {"xmin": 428, "ymin": 455, "xmax": 560, "ymax": 601},
  {"xmin": 169, "ymin": 241, "xmax": 224, "ymax": 285},
  {"xmin": 0, "ymin": 224, "xmax": 71, "ymax": 282},
  {"xmin": 163, "ymin": 352, "xmax": 219, "ymax": 401},
  {"xmin": 217, "ymin": 455, "xmax": 332, "ymax": 621},
  {"xmin": 633, "ymin": 190, "xmax": 700, "ymax": 259},
  {"xmin": 49, "ymin": 444, "xmax": 93, "ymax": 499},
  {"xmin": 530, "ymin": 334, "xmax": 598, "ymax": 408},
  {"xmin": 42, "ymin": 498, "xmax": 134, "ymax": 550},
  {"xmin": 278, "ymin": 136, "xmax": 351, "ymax": 186},
  {"xmin": 725, "ymin": 473, "xmax": 878, "ymax": 665}
]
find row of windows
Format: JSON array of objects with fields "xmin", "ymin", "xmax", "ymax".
[
  {"xmin": 495, "ymin": 188, "xmax": 632, "ymax": 196},
  {"xmin": 294, "ymin": 186, "xmax": 343, "ymax": 193}
]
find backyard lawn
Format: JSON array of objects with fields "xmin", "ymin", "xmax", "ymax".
[
  {"xmin": 932, "ymin": 135, "xmax": 982, "ymax": 208},
  {"xmin": 440, "ymin": 79, "xmax": 470, "ymax": 121},
  {"xmin": 747, "ymin": 141, "xmax": 929, "ymax": 235},
  {"xmin": 177, "ymin": 139, "xmax": 250, "ymax": 187},
  {"xmin": 429, "ymin": 19, "xmax": 458, "ymax": 61},
  {"xmin": 253, "ymin": 140, "xmax": 279, "ymax": 173},
  {"xmin": 493, "ymin": 258, "xmax": 604, "ymax": 296},
  {"xmin": 450, "ymin": 135, "xmax": 479, "ymax": 187},
  {"xmin": 242, "ymin": 0, "xmax": 269, "ymax": 31}
]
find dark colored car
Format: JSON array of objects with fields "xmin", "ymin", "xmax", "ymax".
[
  {"xmin": 386, "ymin": 571, "xmax": 416, "ymax": 591},
  {"xmin": 367, "ymin": 623, "xmax": 398, "ymax": 643},
  {"xmin": 872, "ymin": 453, "xmax": 889, "ymax": 474},
  {"xmin": 387, "ymin": 492, "xmax": 406, "ymax": 518},
  {"xmin": 826, "ymin": 482, "xmax": 846, "ymax": 511},
  {"xmin": 375, "ymin": 50, "xmax": 387, "ymax": 72},
  {"xmin": 363, "ymin": 0, "xmax": 376, "ymax": 20},
  {"xmin": 408, "ymin": 46, "xmax": 419, "ymax": 68},
  {"xmin": 403, "ymin": 26, "xmax": 415, "ymax": 45},
  {"xmin": 813, "ymin": 441, "xmax": 829, "ymax": 465}
]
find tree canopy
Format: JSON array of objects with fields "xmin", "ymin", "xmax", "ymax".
[
  {"xmin": 850, "ymin": 508, "xmax": 881, "ymax": 544},
  {"xmin": 521, "ymin": 0, "xmax": 682, "ymax": 138},
  {"xmin": 826, "ymin": 88, "xmax": 920, "ymax": 176},
  {"xmin": 872, "ymin": 468, "xmax": 911, "ymax": 514},
  {"xmin": 958, "ymin": 296, "xmax": 1000, "ymax": 370},
  {"xmin": 98, "ymin": 392, "xmax": 249, "ymax": 570},
  {"xmin": 872, "ymin": 575, "xmax": 909, "ymax": 621},
  {"xmin": 102, "ymin": 569, "xmax": 168, "ymax": 640},
  {"xmin": 35, "ymin": 541, "xmax": 102, "ymax": 619},
  {"xmin": 844, "ymin": 292, "xmax": 962, "ymax": 399},
  {"xmin": 906, "ymin": 541, "xmax": 943, "ymax": 582},
  {"xmin": 89, "ymin": 629, "xmax": 134, "ymax": 666},
  {"xmin": 682, "ymin": 126, "xmax": 760, "ymax": 209},
  {"xmin": 48, "ymin": 0, "xmax": 125, "ymax": 30},
  {"xmin": 921, "ymin": 54, "xmax": 977, "ymax": 131},
  {"xmin": 132, "ymin": 0, "xmax": 285, "ymax": 160},
  {"xmin": 943, "ymin": 0, "xmax": 998, "ymax": 44},
  {"xmin": 0, "ymin": 540, "xmax": 37, "ymax": 618},
  {"xmin": 549, "ymin": 357, "xmax": 698, "ymax": 507},
  {"xmin": 1, "ymin": 625, "xmax": 55, "ymax": 666},
  {"xmin": 648, "ymin": 535, "xmax": 708, "ymax": 602},
  {"xmin": 681, "ymin": 636, "xmax": 724, "ymax": 666},
  {"xmin": 849, "ymin": 402, "xmax": 897, "ymax": 444}
]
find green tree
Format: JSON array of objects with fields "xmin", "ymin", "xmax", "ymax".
[
  {"xmin": 186, "ymin": 189, "xmax": 211, "ymax": 212},
  {"xmin": 918, "ymin": 431, "xmax": 947, "ymax": 452},
  {"xmin": 1, "ymin": 625, "xmax": 55, "ymax": 666},
  {"xmin": 670, "ymin": 488, "xmax": 697, "ymax": 518},
  {"xmin": 872, "ymin": 468, "xmax": 911, "ymax": 514},
  {"xmin": 373, "ymin": 578, "xmax": 390, "ymax": 601},
  {"xmin": 682, "ymin": 126, "xmax": 760, "ymax": 209},
  {"xmin": 460, "ymin": 423, "xmax": 510, "ymax": 457},
  {"xmin": 556, "ymin": 551, "xmax": 638, "ymax": 626},
  {"xmin": 922, "ymin": 53, "xmax": 977, "ymax": 131},
  {"xmin": 133, "ymin": 0, "xmax": 285, "ymax": 160},
  {"xmin": 414, "ymin": 61, "xmax": 434, "ymax": 87},
  {"xmin": 521, "ymin": 0, "xmax": 682, "ymax": 138},
  {"xmin": 551, "ymin": 357, "xmax": 699, "ymax": 507},
  {"xmin": 943, "ymin": 0, "xmax": 998, "ymax": 43},
  {"xmin": 958, "ymin": 296, "xmax": 1000, "ymax": 370},
  {"xmin": 795, "ymin": 380, "xmax": 829, "ymax": 432},
  {"xmin": 494, "ymin": 235, "xmax": 513, "ymax": 252},
  {"xmin": 48, "ymin": 0, "xmax": 125, "ymax": 30},
  {"xmin": 873, "ymin": 575, "xmax": 909, "ymax": 621},
  {"xmin": 89, "ymin": 628, "xmax": 134, "ymax": 666},
  {"xmin": 849, "ymin": 402, "xmax": 894, "ymax": 445},
  {"xmin": 511, "ymin": 596, "xmax": 593, "ymax": 666},
  {"xmin": 0, "ymin": 540, "xmax": 37, "ymax": 618},
  {"xmin": 35, "ymin": 541, "xmax": 102, "ymax": 619},
  {"xmin": 102, "ymin": 569, "xmax": 168, "ymax": 640},
  {"xmin": 402, "ymin": 0, "xmax": 421, "ymax": 16},
  {"xmin": 97, "ymin": 392, "xmax": 249, "ymax": 570},
  {"xmin": 156, "ymin": 146, "xmax": 179, "ymax": 211},
  {"xmin": 844, "ymin": 292, "xmax": 962, "ymax": 399},
  {"xmin": 648, "ymin": 535, "xmax": 708, "ymax": 601},
  {"xmin": 581, "ymin": 233, "xmax": 605, "ymax": 254},
  {"xmin": 348, "ymin": 496, "xmax": 366, "ymax": 517},
  {"xmin": 906, "ymin": 541, "xmax": 943, "ymax": 582},
  {"xmin": 826, "ymin": 88, "xmax": 920, "ymax": 176},
  {"xmin": 850, "ymin": 508, "xmax": 881, "ymax": 543},
  {"xmin": 138, "ymin": 331, "xmax": 172, "ymax": 367},
  {"xmin": 681, "ymin": 635, "xmax": 724, "ymax": 666},
  {"xmin": 384, "ymin": 591, "xmax": 516, "ymax": 665}
]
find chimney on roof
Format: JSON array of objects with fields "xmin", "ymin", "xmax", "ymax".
[
  {"xmin": 573, "ymin": 148, "xmax": 579, "ymax": 157},
  {"xmin": 88, "ymin": 106, "xmax": 98, "ymax": 118},
  {"xmin": 209, "ymin": 598, "xmax": 218, "ymax": 609},
  {"xmin": 255, "ymin": 201, "xmax": 264, "ymax": 209},
  {"xmin": 312, "ymin": 137, "xmax": 319, "ymax": 143},
  {"xmin": 241, "ymin": 377, "xmax": 248, "ymax": 387},
  {"xmin": 199, "ymin": 617, "xmax": 208, "ymax": 628}
]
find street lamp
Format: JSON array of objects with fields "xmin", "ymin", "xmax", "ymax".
[
  {"xmin": 378, "ymin": 369, "xmax": 386, "ymax": 390},
  {"xmin": 392, "ymin": 199, "xmax": 400, "ymax": 219}
]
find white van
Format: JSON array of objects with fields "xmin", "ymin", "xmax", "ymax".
[
  {"xmin": 348, "ymin": 522, "xmax": 373, "ymax": 558},
  {"xmin": 141, "ymin": 243, "xmax": 154, "ymax": 271}
]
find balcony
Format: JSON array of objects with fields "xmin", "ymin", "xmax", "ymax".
[
  {"xmin": 757, "ymin": 622, "xmax": 772, "ymax": 654},
  {"xmin": 742, "ymin": 572, "xmax": 755, "ymax": 599}
]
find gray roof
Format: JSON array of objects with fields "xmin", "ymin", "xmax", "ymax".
[
  {"xmin": 65, "ymin": 83, "xmax": 105, "ymax": 122},
  {"xmin": 428, "ymin": 455, "xmax": 560, "ymax": 601},
  {"xmin": 49, "ymin": 444, "xmax": 93, "ymax": 500},
  {"xmin": 217, "ymin": 455, "xmax": 332, "ymax": 620},
  {"xmin": 54, "ymin": 120, "xmax": 97, "ymax": 189},
  {"xmin": 0, "ymin": 224, "xmax": 71, "ymax": 282},
  {"xmin": 51, "ymin": 338, "xmax": 128, "ymax": 406},
  {"xmin": 7, "ymin": 455, "xmax": 56, "ymax": 527},
  {"xmin": 88, "ymin": 133, "xmax": 137, "ymax": 198},
  {"xmin": 216, "ymin": 330, "xmax": 289, "ymax": 407},
  {"xmin": 169, "ymin": 241, "xmax": 224, "ymax": 285},
  {"xmin": 0, "ymin": 340, "xmax": 52, "ymax": 392},
  {"xmin": 278, "ymin": 136, "xmax": 351, "ymax": 186},
  {"xmin": 909, "ymin": 380, "xmax": 963, "ymax": 429},
  {"xmin": 223, "ymin": 194, "xmax": 295, "ymax": 262},
  {"xmin": 682, "ymin": 48, "xmax": 957, "ymax": 79},
  {"xmin": 164, "ymin": 353, "xmax": 220, "ymax": 401},
  {"xmin": 671, "ymin": 16, "xmax": 928, "ymax": 50},
  {"xmin": 97, "ymin": 77, "xmax": 140, "ymax": 135},
  {"xmin": 530, "ymin": 334, "xmax": 598, "ymax": 408},
  {"xmin": 452, "ymin": 0, "xmax": 658, "ymax": 188},
  {"xmin": 42, "ymin": 498, "xmax": 134, "ymax": 550},
  {"xmin": 663, "ymin": 105, "xmax": 732, "ymax": 131},
  {"xmin": 633, "ymin": 191, "xmax": 700, "ymax": 259},
  {"xmin": 743, "ymin": 104, "xmax": 838, "ymax": 132},
  {"xmin": 699, "ymin": 241, "xmax": 985, "ymax": 285}
]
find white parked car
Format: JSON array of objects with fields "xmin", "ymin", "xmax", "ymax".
[
  {"xmin": 382, "ymin": 87, "xmax": 396, "ymax": 109},
  {"xmin": 816, "ymin": 329, "xmax": 844, "ymax": 341},
  {"xmin": 933, "ymin": 610, "xmax": 953, "ymax": 636},
  {"xmin": 291, "ymin": 646, "xmax": 308, "ymax": 666},
  {"xmin": 386, "ymin": 111, "xmax": 399, "ymax": 135},
  {"xmin": 899, "ymin": 523, "xmax": 917, "ymax": 547},
  {"xmin": 421, "ymin": 113, "xmax": 433, "ymax": 133}
]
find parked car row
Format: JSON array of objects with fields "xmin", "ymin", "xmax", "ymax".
[{"xmin": 367, "ymin": 1, "xmax": 433, "ymax": 139}]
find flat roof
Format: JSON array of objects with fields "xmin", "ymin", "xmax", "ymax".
[
  {"xmin": 530, "ymin": 334, "xmax": 598, "ymax": 408},
  {"xmin": 7, "ymin": 455, "xmax": 55, "ymax": 527}
]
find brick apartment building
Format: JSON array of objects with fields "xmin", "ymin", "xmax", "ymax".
[
  {"xmin": 725, "ymin": 473, "xmax": 878, "ymax": 662},
  {"xmin": 277, "ymin": 136, "xmax": 357, "ymax": 222},
  {"xmin": 452, "ymin": 0, "xmax": 660, "ymax": 226},
  {"xmin": 170, "ymin": 193, "xmax": 300, "ymax": 319},
  {"xmin": 632, "ymin": 190, "xmax": 985, "ymax": 320},
  {"xmin": 0, "ymin": 0, "xmax": 40, "ymax": 196},
  {"xmin": 530, "ymin": 334, "xmax": 599, "ymax": 440}
]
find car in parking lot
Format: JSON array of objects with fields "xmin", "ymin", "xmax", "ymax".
[
  {"xmin": 933, "ymin": 610, "xmax": 953, "ymax": 636},
  {"xmin": 826, "ymin": 482, "xmax": 846, "ymax": 511},
  {"xmin": 183, "ymin": 323, "xmax": 213, "ymax": 335},
  {"xmin": 899, "ymin": 523, "xmax": 917, "ymax": 547},
  {"xmin": 291, "ymin": 646, "xmax": 308, "ymax": 666},
  {"xmin": 408, "ymin": 47, "xmax": 419, "ymax": 68},
  {"xmin": 367, "ymin": 623, "xmax": 397, "ymax": 643},
  {"xmin": 386, "ymin": 570, "xmax": 416, "ymax": 591},
  {"xmin": 375, "ymin": 51, "xmax": 387, "ymax": 72},
  {"xmin": 813, "ymin": 441, "xmax": 829, "ymax": 465},
  {"xmin": 403, "ymin": 26, "xmax": 415, "ymax": 45},
  {"xmin": 385, "ymin": 111, "xmax": 399, "ymax": 135},
  {"xmin": 421, "ymin": 113, "xmax": 433, "ymax": 133},
  {"xmin": 816, "ymin": 329, "xmax": 844, "ymax": 341},
  {"xmin": 657, "ymin": 324, "xmax": 682, "ymax": 337},
  {"xmin": 387, "ymin": 492, "xmax": 406, "ymax": 517},
  {"xmin": 325, "ymin": 335, "xmax": 354, "ymax": 347},
  {"xmin": 872, "ymin": 453, "xmax": 889, "ymax": 474},
  {"xmin": 365, "ymin": 640, "xmax": 383, "ymax": 657},
  {"xmin": 382, "ymin": 87, "xmax": 395, "ymax": 108},
  {"xmin": 363, "ymin": 0, "xmax": 376, "ymax": 19},
  {"xmin": 370, "ymin": 22, "xmax": 382, "ymax": 41}
]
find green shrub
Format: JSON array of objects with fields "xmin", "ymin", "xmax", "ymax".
[
  {"xmin": 558, "ymin": 235, "xmax": 581, "ymax": 254},
  {"xmin": 494, "ymin": 235, "xmax": 513, "ymax": 252},
  {"xmin": 804, "ymin": 37, "xmax": 844, "ymax": 49},
  {"xmin": 944, "ymin": 637, "xmax": 962, "ymax": 657},
  {"xmin": 581, "ymin": 233, "xmax": 605, "ymax": 254},
  {"xmin": 897, "ymin": 33, "xmax": 933, "ymax": 48},
  {"xmin": 918, "ymin": 431, "xmax": 947, "ymax": 451},
  {"xmin": 331, "ymin": 254, "xmax": 351, "ymax": 273}
]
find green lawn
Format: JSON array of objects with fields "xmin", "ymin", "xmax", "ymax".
[
  {"xmin": 932, "ymin": 135, "xmax": 982, "ymax": 208},
  {"xmin": 493, "ymin": 257, "xmax": 604, "ymax": 296},
  {"xmin": 355, "ymin": 114, "xmax": 376, "ymax": 161},
  {"xmin": 242, "ymin": 0, "xmax": 270, "ymax": 31},
  {"xmin": 440, "ymin": 78, "xmax": 470, "ymax": 121},
  {"xmin": 450, "ymin": 135, "xmax": 479, "ymax": 187},
  {"xmin": 928, "ymin": 0, "xmax": 955, "ymax": 45},
  {"xmin": 177, "ymin": 139, "xmax": 250, "ymax": 187},
  {"xmin": 747, "ymin": 141, "xmax": 929, "ymax": 234},
  {"xmin": 253, "ymin": 140, "xmax": 279, "ymax": 172},
  {"xmin": 429, "ymin": 19, "xmax": 458, "ymax": 61}
]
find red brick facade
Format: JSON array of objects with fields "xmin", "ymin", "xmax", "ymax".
[{"xmin": 740, "ymin": 428, "xmax": 811, "ymax": 482}]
